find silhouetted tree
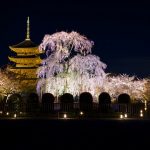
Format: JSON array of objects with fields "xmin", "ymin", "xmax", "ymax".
[
  {"xmin": 79, "ymin": 92, "xmax": 93, "ymax": 111},
  {"xmin": 98, "ymin": 92, "xmax": 111, "ymax": 113},
  {"xmin": 117, "ymin": 93, "xmax": 131, "ymax": 113},
  {"xmin": 26, "ymin": 93, "xmax": 39, "ymax": 113},
  {"xmin": 99, "ymin": 92, "xmax": 111, "ymax": 104},
  {"xmin": 60, "ymin": 93, "xmax": 74, "ymax": 111},
  {"xmin": 41, "ymin": 93, "xmax": 55, "ymax": 112},
  {"xmin": 0, "ymin": 95, "xmax": 5, "ymax": 112},
  {"xmin": 42, "ymin": 93, "xmax": 55, "ymax": 103},
  {"xmin": 3, "ymin": 96, "xmax": 7, "ymax": 103},
  {"xmin": 7, "ymin": 93, "xmax": 22, "ymax": 113},
  {"xmin": 0, "ymin": 95, "xmax": 3, "ymax": 102},
  {"xmin": 118, "ymin": 93, "xmax": 131, "ymax": 104}
]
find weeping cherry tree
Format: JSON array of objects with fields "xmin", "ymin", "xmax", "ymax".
[{"xmin": 37, "ymin": 31, "xmax": 107, "ymax": 101}]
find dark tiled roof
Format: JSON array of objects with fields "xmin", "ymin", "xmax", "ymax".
[
  {"xmin": 10, "ymin": 55, "xmax": 40, "ymax": 58},
  {"xmin": 11, "ymin": 67, "xmax": 38, "ymax": 69},
  {"xmin": 11, "ymin": 39, "xmax": 38, "ymax": 48}
]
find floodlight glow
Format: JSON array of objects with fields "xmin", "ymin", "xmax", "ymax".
[
  {"xmin": 80, "ymin": 111, "xmax": 83, "ymax": 115},
  {"xmin": 140, "ymin": 113, "xmax": 143, "ymax": 117},
  {"xmin": 124, "ymin": 114, "xmax": 127, "ymax": 118},
  {"xmin": 120, "ymin": 114, "xmax": 123, "ymax": 119},
  {"xmin": 64, "ymin": 114, "xmax": 67, "ymax": 119},
  {"xmin": 144, "ymin": 101, "xmax": 147, "ymax": 111},
  {"xmin": 14, "ymin": 114, "xmax": 17, "ymax": 118}
]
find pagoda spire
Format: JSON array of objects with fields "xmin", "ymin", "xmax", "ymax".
[
  {"xmin": 26, "ymin": 16, "xmax": 30, "ymax": 40},
  {"xmin": 8, "ymin": 17, "xmax": 43, "ymax": 80}
]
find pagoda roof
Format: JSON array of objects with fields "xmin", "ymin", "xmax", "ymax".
[{"xmin": 10, "ymin": 39, "xmax": 38, "ymax": 48}]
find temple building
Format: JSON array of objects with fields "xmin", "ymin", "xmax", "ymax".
[{"xmin": 8, "ymin": 17, "xmax": 42, "ymax": 79}]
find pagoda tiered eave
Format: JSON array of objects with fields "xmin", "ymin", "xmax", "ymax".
[
  {"xmin": 8, "ymin": 67, "xmax": 39, "ymax": 79},
  {"xmin": 9, "ymin": 46, "xmax": 42, "ymax": 55},
  {"xmin": 8, "ymin": 56, "xmax": 42, "ymax": 64}
]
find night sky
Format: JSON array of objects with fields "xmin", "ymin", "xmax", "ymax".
[{"xmin": 0, "ymin": 0, "xmax": 150, "ymax": 77}]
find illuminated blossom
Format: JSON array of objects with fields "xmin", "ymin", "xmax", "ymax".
[
  {"xmin": 103, "ymin": 74, "xmax": 147, "ymax": 101},
  {"xmin": 39, "ymin": 31, "xmax": 93, "ymax": 57},
  {"xmin": 37, "ymin": 31, "xmax": 147, "ymax": 102},
  {"xmin": 37, "ymin": 31, "xmax": 106, "ymax": 101},
  {"xmin": 0, "ymin": 69, "xmax": 22, "ymax": 98},
  {"xmin": 0, "ymin": 69, "xmax": 36, "ymax": 100}
]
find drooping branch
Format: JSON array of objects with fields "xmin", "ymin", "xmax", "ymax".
[{"xmin": 37, "ymin": 31, "xmax": 147, "ymax": 102}]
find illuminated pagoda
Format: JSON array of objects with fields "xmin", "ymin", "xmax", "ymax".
[{"xmin": 8, "ymin": 17, "xmax": 42, "ymax": 79}]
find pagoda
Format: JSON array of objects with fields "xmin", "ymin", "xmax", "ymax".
[{"xmin": 8, "ymin": 17, "xmax": 42, "ymax": 79}]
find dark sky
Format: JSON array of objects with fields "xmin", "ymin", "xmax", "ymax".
[{"xmin": 0, "ymin": 0, "xmax": 150, "ymax": 77}]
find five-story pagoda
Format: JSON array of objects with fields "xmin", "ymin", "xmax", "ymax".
[{"xmin": 8, "ymin": 17, "xmax": 42, "ymax": 79}]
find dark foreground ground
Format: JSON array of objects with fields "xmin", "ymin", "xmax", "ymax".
[{"xmin": 0, "ymin": 118, "xmax": 149, "ymax": 149}]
